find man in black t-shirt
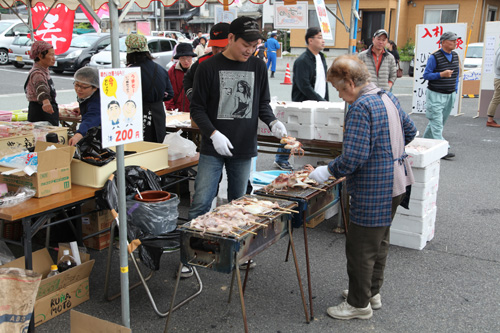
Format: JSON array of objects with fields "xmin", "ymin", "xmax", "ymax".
[{"xmin": 188, "ymin": 17, "xmax": 287, "ymax": 222}]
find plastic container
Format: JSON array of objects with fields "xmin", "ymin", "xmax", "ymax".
[
  {"xmin": 47, "ymin": 265, "xmax": 59, "ymax": 278},
  {"xmin": 57, "ymin": 249, "xmax": 77, "ymax": 273},
  {"xmin": 134, "ymin": 190, "xmax": 171, "ymax": 202}
]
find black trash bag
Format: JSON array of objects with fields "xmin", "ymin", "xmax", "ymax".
[
  {"xmin": 96, "ymin": 165, "xmax": 162, "ymax": 211},
  {"xmin": 74, "ymin": 127, "xmax": 116, "ymax": 166},
  {"xmin": 399, "ymin": 185, "xmax": 412, "ymax": 209},
  {"xmin": 96, "ymin": 165, "xmax": 175, "ymax": 271}
]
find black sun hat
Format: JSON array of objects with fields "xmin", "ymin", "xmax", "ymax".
[{"xmin": 174, "ymin": 43, "xmax": 197, "ymax": 59}]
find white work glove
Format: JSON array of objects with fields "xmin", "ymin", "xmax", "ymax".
[
  {"xmin": 271, "ymin": 120, "xmax": 287, "ymax": 139},
  {"xmin": 308, "ymin": 166, "xmax": 332, "ymax": 184},
  {"xmin": 211, "ymin": 131, "xmax": 233, "ymax": 157}
]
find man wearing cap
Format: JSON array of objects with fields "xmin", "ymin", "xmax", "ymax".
[
  {"xmin": 423, "ymin": 31, "xmax": 460, "ymax": 159},
  {"xmin": 265, "ymin": 33, "xmax": 280, "ymax": 78},
  {"xmin": 184, "ymin": 22, "xmax": 230, "ymax": 102},
  {"xmin": 274, "ymin": 27, "xmax": 329, "ymax": 171},
  {"xmin": 188, "ymin": 16, "xmax": 287, "ymax": 222},
  {"xmin": 165, "ymin": 43, "xmax": 197, "ymax": 112},
  {"xmin": 357, "ymin": 29, "xmax": 397, "ymax": 91}
]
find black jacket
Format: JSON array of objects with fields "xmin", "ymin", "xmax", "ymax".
[{"xmin": 291, "ymin": 48, "xmax": 329, "ymax": 102}]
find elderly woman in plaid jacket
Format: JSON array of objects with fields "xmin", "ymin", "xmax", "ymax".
[{"xmin": 309, "ymin": 55, "xmax": 417, "ymax": 321}]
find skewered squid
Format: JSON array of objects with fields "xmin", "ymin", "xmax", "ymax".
[{"xmin": 280, "ymin": 136, "xmax": 305, "ymax": 157}]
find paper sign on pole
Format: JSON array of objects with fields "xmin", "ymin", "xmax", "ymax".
[
  {"xmin": 99, "ymin": 68, "xmax": 143, "ymax": 148},
  {"xmin": 412, "ymin": 23, "xmax": 467, "ymax": 115},
  {"xmin": 274, "ymin": 2, "xmax": 308, "ymax": 29},
  {"xmin": 312, "ymin": 0, "xmax": 333, "ymax": 40},
  {"xmin": 215, "ymin": 6, "xmax": 237, "ymax": 23}
]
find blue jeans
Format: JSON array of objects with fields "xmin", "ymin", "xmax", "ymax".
[
  {"xmin": 275, "ymin": 147, "xmax": 290, "ymax": 163},
  {"xmin": 188, "ymin": 154, "xmax": 252, "ymax": 220}
]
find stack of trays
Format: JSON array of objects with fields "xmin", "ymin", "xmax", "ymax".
[{"xmin": 390, "ymin": 138, "xmax": 448, "ymax": 250}]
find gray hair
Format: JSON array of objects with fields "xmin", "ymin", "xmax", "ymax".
[
  {"xmin": 74, "ymin": 67, "xmax": 99, "ymax": 88},
  {"xmin": 327, "ymin": 55, "xmax": 371, "ymax": 88}
]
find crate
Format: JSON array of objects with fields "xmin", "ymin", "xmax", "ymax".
[
  {"xmin": 411, "ymin": 160, "xmax": 440, "ymax": 183},
  {"xmin": 71, "ymin": 141, "xmax": 169, "ymax": 188},
  {"xmin": 305, "ymin": 212, "xmax": 325, "ymax": 228},
  {"xmin": 406, "ymin": 138, "xmax": 448, "ymax": 168}
]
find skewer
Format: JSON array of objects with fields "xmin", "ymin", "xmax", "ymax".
[
  {"xmin": 309, "ymin": 186, "xmax": 327, "ymax": 192},
  {"xmin": 278, "ymin": 207, "xmax": 299, "ymax": 213},
  {"xmin": 230, "ymin": 231, "xmax": 241, "ymax": 237},
  {"xmin": 248, "ymin": 221, "xmax": 268, "ymax": 226},
  {"xmin": 234, "ymin": 227, "xmax": 257, "ymax": 235},
  {"xmin": 275, "ymin": 210, "xmax": 292, "ymax": 215},
  {"xmin": 255, "ymin": 214, "xmax": 271, "ymax": 218}
]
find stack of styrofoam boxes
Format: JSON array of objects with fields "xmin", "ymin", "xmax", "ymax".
[
  {"xmin": 314, "ymin": 102, "xmax": 345, "ymax": 142},
  {"xmin": 274, "ymin": 101, "xmax": 317, "ymax": 140},
  {"xmin": 390, "ymin": 138, "xmax": 449, "ymax": 250}
]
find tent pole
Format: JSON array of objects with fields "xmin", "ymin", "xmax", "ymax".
[{"xmin": 109, "ymin": 0, "xmax": 131, "ymax": 328}]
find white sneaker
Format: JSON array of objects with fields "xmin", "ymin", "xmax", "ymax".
[
  {"xmin": 342, "ymin": 289, "xmax": 382, "ymax": 310},
  {"xmin": 178, "ymin": 265, "xmax": 193, "ymax": 278},
  {"xmin": 327, "ymin": 301, "xmax": 373, "ymax": 320}
]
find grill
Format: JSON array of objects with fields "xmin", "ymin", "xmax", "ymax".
[
  {"xmin": 178, "ymin": 195, "xmax": 298, "ymax": 273},
  {"xmin": 166, "ymin": 195, "xmax": 310, "ymax": 333}
]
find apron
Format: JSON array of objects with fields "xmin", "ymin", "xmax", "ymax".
[{"xmin": 25, "ymin": 71, "xmax": 59, "ymax": 126}]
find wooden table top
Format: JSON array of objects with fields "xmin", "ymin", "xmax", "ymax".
[
  {"xmin": 0, "ymin": 184, "xmax": 97, "ymax": 221},
  {"xmin": 156, "ymin": 153, "xmax": 199, "ymax": 176}
]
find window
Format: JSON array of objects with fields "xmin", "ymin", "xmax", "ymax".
[
  {"xmin": 160, "ymin": 40, "xmax": 173, "ymax": 52},
  {"xmin": 487, "ymin": 5, "xmax": 497, "ymax": 21},
  {"xmin": 148, "ymin": 40, "xmax": 160, "ymax": 53},
  {"xmin": 308, "ymin": 5, "xmax": 336, "ymax": 46},
  {"xmin": 424, "ymin": 5, "xmax": 458, "ymax": 24}
]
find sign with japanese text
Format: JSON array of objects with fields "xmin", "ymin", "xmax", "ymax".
[
  {"xmin": 31, "ymin": 4, "xmax": 75, "ymax": 55},
  {"xmin": 274, "ymin": 2, "xmax": 308, "ymax": 29},
  {"xmin": 215, "ymin": 6, "xmax": 237, "ymax": 23},
  {"xmin": 412, "ymin": 23, "xmax": 467, "ymax": 115},
  {"xmin": 99, "ymin": 68, "xmax": 143, "ymax": 148},
  {"xmin": 478, "ymin": 21, "xmax": 500, "ymax": 117},
  {"xmin": 313, "ymin": 0, "xmax": 333, "ymax": 40}
]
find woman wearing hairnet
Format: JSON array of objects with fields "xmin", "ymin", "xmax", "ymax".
[
  {"xmin": 24, "ymin": 40, "xmax": 59, "ymax": 126},
  {"xmin": 69, "ymin": 67, "xmax": 101, "ymax": 146},
  {"xmin": 125, "ymin": 34, "xmax": 174, "ymax": 143}
]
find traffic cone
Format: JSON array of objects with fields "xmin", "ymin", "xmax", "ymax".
[{"xmin": 281, "ymin": 63, "xmax": 292, "ymax": 85}]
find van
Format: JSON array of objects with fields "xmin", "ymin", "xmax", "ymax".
[{"xmin": 0, "ymin": 20, "xmax": 30, "ymax": 65}]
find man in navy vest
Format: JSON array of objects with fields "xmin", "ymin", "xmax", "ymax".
[{"xmin": 423, "ymin": 31, "xmax": 460, "ymax": 160}]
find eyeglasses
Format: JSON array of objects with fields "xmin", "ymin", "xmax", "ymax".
[{"xmin": 73, "ymin": 82, "xmax": 93, "ymax": 90}]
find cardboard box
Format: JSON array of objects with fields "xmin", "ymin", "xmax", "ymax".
[
  {"xmin": 0, "ymin": 123, "xmax": 68, "ymax": 150},
  {"xmin": 71, "ymin": 310, "xmax": 131, "ymax": 333},
  {"xmin": 81, "ymin": 200, "xmax": 113, "ymax": 235},
  {"xmin": 83, "ymin": 231, "xmax": 111, "ymax": 251},
  {"xmin": 0, "ymin": 248, "xmax": 95, "ymax": 327},
  {"xmin": 71, "ymin": 141, "xmax": 169, "ymax": 188},
  {"xmin": 0, "ymin": 141, "xmax": 76, "ymax": 197}
]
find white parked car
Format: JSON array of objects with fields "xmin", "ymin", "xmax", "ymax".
[
  {"xmin": 464, "ymin": 42, "xmax": 483, "ymax": 70},
  {"xmin": 151, "ymin": 30, "xmax": 192, "ymax": 43},
  {"xmin": 89, "ymin": 35, "xmax": 178, "ymax": 68},
  {"xmin": 0, "ymin": 20, "xmax": 30, "ymax": 65}
]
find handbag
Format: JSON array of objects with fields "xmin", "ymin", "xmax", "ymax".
[{"xmin": 396, "ymin": 63, "xmax": 403, "ymax": 78}]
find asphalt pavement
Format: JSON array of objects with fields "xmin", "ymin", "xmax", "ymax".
[{"xmin": 1, "ymin": 65, "xmax": 499, "ymax": 332}]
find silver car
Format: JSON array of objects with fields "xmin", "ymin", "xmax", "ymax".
[
  {"xmin": 8, "ymin": 34, "xmax": 33, "ymax": 68},
  {"xmin": 89, "ymin": 35, "xmax": 178, "ymax": 68}
]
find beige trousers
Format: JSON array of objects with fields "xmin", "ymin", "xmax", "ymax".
[{"xmin": 487, "ymin": 78, "xmax": 500, "ymax": 117}]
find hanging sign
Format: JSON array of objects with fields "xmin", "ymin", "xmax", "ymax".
[
  {"xmin": 99, "ymin": 68, "xmax": 143, "ymax": 148},
  {"xmin": 274, "ymin": 2, "xmax": 308, "ymax": 29},
  {"xmin": 312, "ymin": 0, "xmax": 333, "ymax": 40},
  {"xmin": 31, "ymin": 3, "xmax": 75, "ymax": 55}
]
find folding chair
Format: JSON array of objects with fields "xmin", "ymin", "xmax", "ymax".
[{"xmin": 100, "ymin": 166, "xmax": 202, "ymax": 317}]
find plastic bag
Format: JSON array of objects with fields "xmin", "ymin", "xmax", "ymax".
[
  {"xmin": 74, "ymin": 127, "xmax": 116, "ymax": 166},
  {"xmin": 0, "ymin": 240, "xmax": 15, "ymax": 265},
  {"xmin": 0, "ymin": 187, "xmax": 36, "ymax": 208},
  {"xmin": 162, "ymin": 130, "xmax": 197, "ymax": 161},
  {"xmin": 126, "ymin": 193, "xmax": 180, "ymax": 235},
  {"xmin": 0, "ymin": 150, "xmax": 38, "ymax": 174}
]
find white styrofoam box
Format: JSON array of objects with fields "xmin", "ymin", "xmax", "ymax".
[
  {"xmin": 392, "ymin": 207, "xmax": 437, "ymax": 234},
  {"xmin": 275, "ymin": 101, "xmax": 316, "ymax": 125},
  {"xmin": 390, "ymin": 228, "xmax": 429, "ymax": 250},
  {"xmin": 314, "ymin": 101, "xmax": 345, "ymax": 112},
  {"xmin": 411, "ymin": 160, "xmax": 440, "ymax": 183},
  {"xmin": 314, "ymin": 126, "xmax": 344, "ymax": 142},
  {"xmin": 410, "ymin": 176, "xmax": 439, "ymax": 201},
  {"xmin": 286, "ymin": 123, "xmax": 315, "ymax": 140},
  {"xmin": 427, "ymin": 215, "xmax": 436, "ymax": 242},
  {"xmin": 314, "ymin": 109, "xmax": 344, "ymax": 127},
  {"xmin": 405, "ymin": 138, "xmax": 448, "ymax": 168},
  {"xmin": 325, "ymin": 202, "xmax": 339, "ymax": 219},
  {"xmin": 405, "ymin": 192, "xmax": 437, "ymax": 217},
  {"xmin": 257, "ymin": 119, "xmax": 273, "ymax": 136}
]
